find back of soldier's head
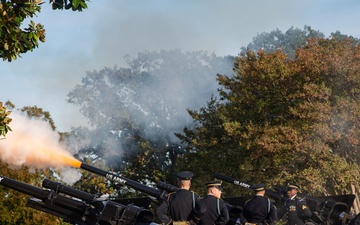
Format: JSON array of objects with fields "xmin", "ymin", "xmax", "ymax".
[{"xmin": 176, "ymin": 171, "xmax": 193, "ymax": 189}]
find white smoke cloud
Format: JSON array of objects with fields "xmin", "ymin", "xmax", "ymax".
[
  {"xmin": 0, "ymin": 111, "xmax": 81, "ymax": 183},
  {"xmin": 58, "ymin": 167, "xmax": 82, "ymax": 185}
]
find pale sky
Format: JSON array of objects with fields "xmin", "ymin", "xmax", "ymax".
[{"xmin": 1, "ymin": 0, "xmax": 359, "ymax": 132}]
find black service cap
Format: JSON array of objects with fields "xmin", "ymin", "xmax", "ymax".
[
  {"xmin": 287, "ymin": 183, "xmax": 300, "ymax": 190},
  {"xmin": 177, "ymin": 171, "xmax": 194, "ymax": 180},
  {"xmin": 251, "ymin": 183, "xmax": 265, "ymax": 192},
  {"xmin": 205, "ymin": 180, "xmax": 222, "ymax": 187},
  {"xmin": 206, "ymin": 180, "xmax": 223, "ymax": 191}
]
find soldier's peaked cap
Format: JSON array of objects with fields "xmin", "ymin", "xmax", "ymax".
[
  {"xmin": 251, "ymin": 183, "xmax": 265, "ymax": 192},
  {"xmin": 177, "ymin": 171, "xmax": 194, "ymax": 180},
  {"xmin": 287, "ymin": 183, "xmax": 300, "ymax": 190},
  {"xmin": 205, "ymin": 180, "xmax": 222, "ymax": 187}
]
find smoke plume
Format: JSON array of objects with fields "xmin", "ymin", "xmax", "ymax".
[{"xmin": 0, "ymin": 111, "xmax": 82, "ymax": 183}]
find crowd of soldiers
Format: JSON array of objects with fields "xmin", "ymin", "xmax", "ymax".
[{"xmin": 156, "ymin": 171, "xmax": 312, "ymax": 225}]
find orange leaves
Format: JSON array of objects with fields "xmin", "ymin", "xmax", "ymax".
[
  {"xmin": 183, "ymin": 36, "xmax": 360, "ymax": 195},
  {"xmin": 238, "ymin": 49, "xmax": 291, "ymax": 82},
  {"xmin": 257, "ymin": 126, "xmax": 300, "ymax": 154}
]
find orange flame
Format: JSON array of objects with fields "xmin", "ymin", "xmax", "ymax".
[
  {"xmin": 24, "ymin": 147, "xmax": 82, "ymax": 168},
  {"xmin": 0, "ymin": 112, "xmax": 81, "ymax": 169}
]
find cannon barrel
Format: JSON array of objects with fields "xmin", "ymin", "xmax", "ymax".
[
  {"xmin": 0, "ymin": 175, "xmax": 101, "ymax": 224},
  {"xmin": 42, "ymin": 178, "xmax": 97, "ymax": 203},
  {"xmin": 0, "ymin": 175, "xmax": 155, "ymax": 225},
  {"xmin": 214, "ymin": 173, "xmax": 286, "ymax": 202},
  {"xmin": 214, "ymin": 173, "xmax": 251, "ymax": 189},
  {"xmin": 0, "ymin": 175, "xmax": 49, "ymax": 200},
  {"xmin": 156, "ymin": 181, "xmax": 180, "ymax": 193},
  {"xmin": 0, "ymin": 175, "xmax": 87, "ymax": 212},
  {"xmin": 80, "ymin": 163, "xmax": 164, "ymax": 200}
]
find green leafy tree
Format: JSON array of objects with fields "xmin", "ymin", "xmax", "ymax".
[
  {"xmin": 0, "ymin": 0, "xmax": 88, "ymax": 62},
  {"xmin": 0, "ymin": 101, "xmax": 12, "ymax": 137},
  {"xmin": 178, "ymin": 37, "xmax": 360, "ymax": 197},
  {"xmin": 66, "ymin": 50, "xmax": 234, "ymax": 186},
  {"xmin": 50, "ymin": 0, "xmax": 88, "ymax": 11},
  {"xmin": 241, "ymin": 26, "xmax": 325, "ymax": 59}
]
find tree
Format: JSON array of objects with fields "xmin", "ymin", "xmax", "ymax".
[
  {"xmin": 0, "ymin": 0, "xmax": 88, "ymax": 62},
  {"xmin": 178, "ymin": 37, "xmax": 360, "ymax": 197},
  {"xmin": 241, "ymin": 26, "xmax": 325, "ymax": 59},
  {"xmin": 66, "ymin": 49, "xmax": 234, "ymax": 186},
  {"xmin": 21, "ymin": 105, "xmax": 56, "ymax": 131},
  {"xmin": 0, "ymin": 101, "xmax": 12, "ymax": 137}
]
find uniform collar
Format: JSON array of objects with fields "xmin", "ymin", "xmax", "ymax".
[{"xmin": 290, "ymin": 194, "xmax": 297, "ymax": 200}]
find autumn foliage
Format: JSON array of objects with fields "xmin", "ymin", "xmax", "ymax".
[{"xmin": 180, "ymin": 38, "xmax": 360, "ymax": 196}]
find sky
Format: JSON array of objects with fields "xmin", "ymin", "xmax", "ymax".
[{"xmin": 1, "ymin": 0, "xmax": 360, "ymax": 132}]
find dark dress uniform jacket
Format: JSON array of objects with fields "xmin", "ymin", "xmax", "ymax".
[
  {"xmin": 285, "ymin": 195, "xmax": 312, "ymax": 225},
  {"xmin": 198, "ymin": 195, "xmax": 229, "ymax": 225},
  {"xmin": 157, "ymin": 189, "xmax": 204, "ymax": 224},
  {"xmin": 240, "ymin": 195, "xmax": 277, "ymax": 225},
  {"xmin": 349, "ymin": 213, "xmax": 360, "ymax": 225}
]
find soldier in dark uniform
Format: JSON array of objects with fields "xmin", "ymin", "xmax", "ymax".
[
  {"xmin": 349, "ymin": 213, "xmax": 360, "ymax": 225},
  {"xmin": 240, "ymin": 184, "xmax": 277, "ymax": 225},
  {"xmin": 156, "ymin": 171, "xmax": 204, "ymax": 225},
  {"xmin": 284, "ymin": 183, "xmax": 312, "ymax": 225},
  {"xmin": 198, "ymin": 180, "xmax": 229, "ymax": 225}
]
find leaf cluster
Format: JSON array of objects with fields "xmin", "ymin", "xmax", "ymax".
[
  {"xmin": 0, "ymin": 101, "xmax": 12, "ymax": 137},
  {"xmin": 241, "ymin": 26, "xmax": 325, "ymax": 59},
  {"xmin": 0, "ymin": 0, "xmax": 45, "ymax": 61},
  {"xmin": 0, "ymin": 0, "xmax": 88, "ymax": 61},
  {"xmin": 21, "ymin": 105, "xmax": 56, "ymax": 130},
  {"xmin": 50, "ymin": 0, "xmax": 88, "ymax": 11}
]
